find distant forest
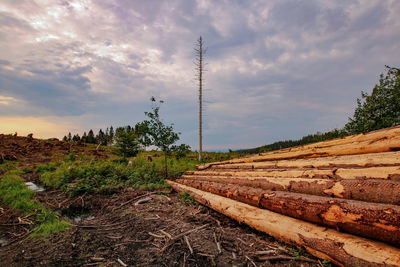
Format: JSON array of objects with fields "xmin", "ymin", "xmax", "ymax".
[
  {"xmin": 240, "ymin": 66, "xmax": 400, "ymax": 154},
  {"xmin": 238, "ymin": 128, "xmax": 348, "ymax": 154},
  {"xmin": 63, "ymin": 126, "xmax": 117, "ymax": 146}
]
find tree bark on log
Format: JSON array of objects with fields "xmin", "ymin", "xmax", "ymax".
[
  {"xmin": 207, "ymin": 151, "xmax": 400, "ymax": 170},
  {"xmin": 167, "ymin": 180, "xmax": 400, "ymax": 267},
  {"xmin": 178, "ymin": 176, "xmax": 400, "ymax": 205},
  {"xmin": 176, "ymin": 179, "xmax": 400, "ymax": 246},
  {"xmin": 189, "ymin": 165, "xmax": 400, "ymax": 180},
  {"xmin": 197, "ymin": 126, "xmax": 400, "ymax": 170}
]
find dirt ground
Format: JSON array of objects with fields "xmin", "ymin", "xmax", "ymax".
[{"xmin": 0, "ymin": 134, "xmax": 326, "ymax": 266}]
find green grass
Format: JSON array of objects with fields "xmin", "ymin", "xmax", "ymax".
[
  {"xmin": 0, "ymin": 170, "xmax": 70, "ymax": 236},
  {"xmin": 178, "ymin": 191, "xmax": 197, "ymax": 205},
  {"xmin": 0, "ymin": 160, "xmax": 19, "ymax": 173}
]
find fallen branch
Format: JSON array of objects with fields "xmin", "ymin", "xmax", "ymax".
[{"xmin": 160, "ymin": 224, "xmax": 209, "ymax": 253}]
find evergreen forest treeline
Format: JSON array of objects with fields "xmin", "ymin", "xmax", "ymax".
[{"xmin": 63, "ymin": 126, "xmax": 116, "ymax": 146}]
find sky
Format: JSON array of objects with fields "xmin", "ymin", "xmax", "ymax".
[{"xmin": 0, "ymin": 0, "xmax": 399, "ymax": 150}]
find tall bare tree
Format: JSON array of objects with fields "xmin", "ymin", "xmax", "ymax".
[{"xmin": 194, "ymin": 36, "xmax": 205, "ymax": 161}]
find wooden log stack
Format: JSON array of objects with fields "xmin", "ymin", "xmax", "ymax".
[{"xmin": 167, "ymin": 126, "xmax": 400, "ymax": 267}]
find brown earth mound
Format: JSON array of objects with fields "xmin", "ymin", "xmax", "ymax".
[{"xmin": 0, "ymin": 134, "xmax": 107, "ymax": 166}]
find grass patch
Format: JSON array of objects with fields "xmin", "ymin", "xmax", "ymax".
[
  {"xmin": 178, "ymin": 191, "xmax": 197, "ymax": 205},
  {"xmin": 0, "ymin": 160, "xmax": 19, "ymax": 173},
  {"xmin": 0, "ymin": 171, "xmax": 70, "ymax": 236}
]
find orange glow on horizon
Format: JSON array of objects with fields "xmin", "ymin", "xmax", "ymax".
[{"xmin": 0, "ymin": 116, "xmax": 75, "ymax": 139}]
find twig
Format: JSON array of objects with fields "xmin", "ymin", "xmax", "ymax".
[
  {"xmin": 160, "ymin": 224, "xmax": 209, "ymax": 253},
  {"xmin": 184, "ymin": 236, "xmax": 193, "ymax": 254},
  {"xmin": 213, "ymin": 232, "xmax": 222, "ymax": 254},
  {"xmin": 254, "ymin": 250, "xmax": 275, "ymax": 255},
  {"xmin": 198, "ymin": 253, "xmax": 214, "ymax": 257},
  {"xmin": 232, "ymin": 252, "xmax": 236, "ymax": 260},
  {"xmin": 91, "ymin": 257, "xmax": 105, "ymax": 261},
  {"xmin": 0, "ymin": 223, "xmax": 30, "ymax": 226},
  {"xmin": 158, "ymin": 194, "xmax": 171, "ymax": 201},
  {"xmin": 117, "ymin": 258, "xmax": 127, "ymax": 267},
  {"xmin": 148, "ymin": 232, "xmax": 164, "ymax": 238},
  {"xmin": 134, "ymin": 197, "xmax": 152, "ymax": 205},
  {"xmin": 182, "ymin": 252, "xmax": 187, "ymax": 267},
  {"xmin": 58, "ymin": 198, "xmax": 70, "ymax": 208},
  {"xmin": 245, "ymin": 255, "xmax": 257, "ymax": 267},
  {"xmin": 236, "ymin": 237, "xmax": 247, "ymax": 245},
  {"xmin": 106, "ymin": 235, "xmax": 123, "ymax": 239},
  {"xmin": 160, "ymin": 229, "xmax": 172, "ymax": 239}
]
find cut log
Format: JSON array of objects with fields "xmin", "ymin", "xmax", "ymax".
[
  {"xmin": 177, "ymin": 179, "xmax": 400, "ymax": 246},
  {"xmin": 178, "ymin": 176, "xmax": 400, "ymax": 205},
  {"xmin": 189, "ymin": 165, "xmax": 400, "ymax": 180},
  {"xmin": 207, "ymin": 151, "xmax": 400, "ymax": 170},
  {"xmin": 167, "ymin": 180, "xmax": 400, "ymax": 267},
  {"xmin": 197, "ymin": 126, "xmax": 400, "ymax": 170}
]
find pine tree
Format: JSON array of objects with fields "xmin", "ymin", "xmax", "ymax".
[
  {"xmin": 97, "ymin": 129, "xmax": 106, "ymax": 145},
  {"xmin": 81, "ymin": 132, "xmax": 87, "ymax": 143},
  {"xmin": 72, "ymin": 134, "xmax": 81, "ymax": 142},
  {"xmin": 114, "ymin": 126, "xmax": 140, "ymax": 158},
  {"xmin": 109, "ymin": 126, "xmax": 114, "ymax": 145},
  {"xmin": 68, "ymin": 132, "xmax": 72, "ymax": 142},
  {"xmin": 87, "ymin": 129, "xmax": 96, "ymax": 144}
]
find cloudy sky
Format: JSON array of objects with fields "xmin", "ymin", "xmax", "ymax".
[{"xmin": 0, "ymin": 0, "xmax": 399, "ymax": 150}]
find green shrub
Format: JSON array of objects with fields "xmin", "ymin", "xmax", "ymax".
[{"xmin": 40, "ymin": 159, "xmax": 168, "ymax": 196}]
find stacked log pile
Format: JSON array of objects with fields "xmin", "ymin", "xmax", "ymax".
[{"xmin": 168, "ymin": 126, "xmax": 400, "ymax": 266}]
